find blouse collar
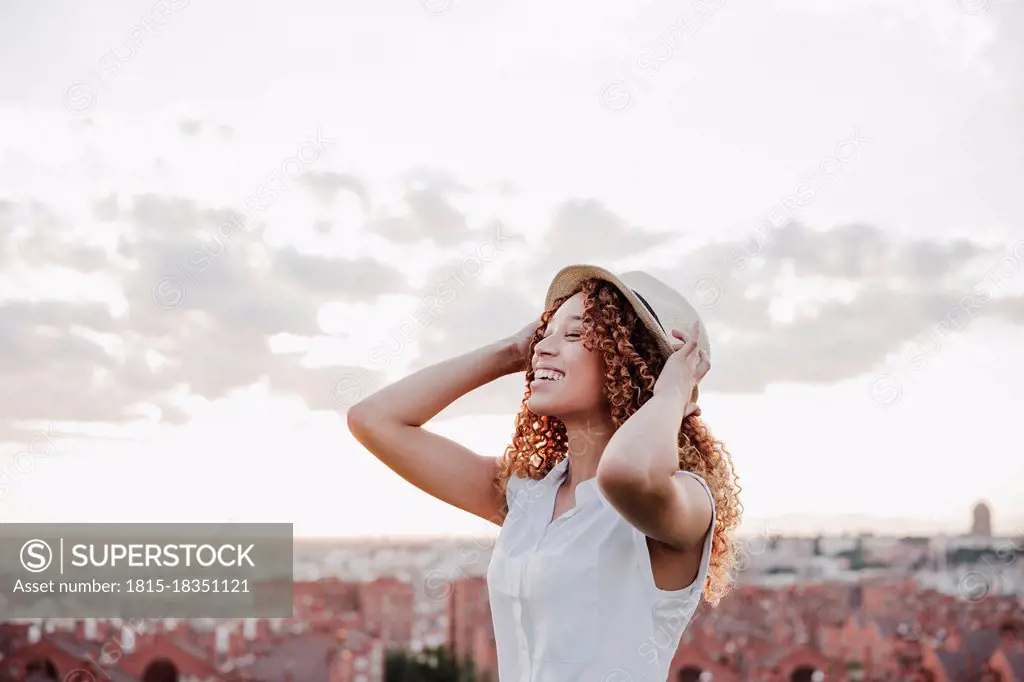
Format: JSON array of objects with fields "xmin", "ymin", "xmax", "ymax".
[{"xmin": 547, "ymin": 455, "xmax": 605, "ymax": 506}]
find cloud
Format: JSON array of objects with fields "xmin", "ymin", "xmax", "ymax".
[
  {"xmin": 542, "ymin": 198, "xmax": 677, "ymax": 268},
  {"xmin": 404, "ymin": 276, "xmax": 540, "ymax": 421},
  {"xmin": 298, "ymin": 171, "xmax": 371, "ymax": 207},
  {"xmin": 2, "ymin": 165, "xmax": 1022, "ymax": 441},
  {"xmin": 0, "ymin": 299, "xmax": 174, "ymax": 428},
  {"xmin": 365, "ymin": 178, "xmax": 475, "ymax": 247},
  {"xmin": 319, "ymin": 214, "xmax": 1024, "ymax": 417},
  {"xmin": 1, "ymin": 200, "xmax": 109, "ymax": 271},
  {"xmin": 272, "ymin": 248, "xmax": 408, "ymax": 300},
  {"xmin": 178, "ymin": 118, "xmax": 203, "ymax": 136},
  {"xmin": 0, "ymin": 190, "xmax": 399, "ymax": 439},
  {"xmin": 658, "ymin": 221, "xmax": 1024, "ymax": 393},
  {"xmin": 758, "ymin": 222, "xmax": 989, "ymax": 282}
]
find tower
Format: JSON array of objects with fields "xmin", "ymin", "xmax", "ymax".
[{"xmin": 971, "ymin": 501, "xmax": 992, "ymax": 537}]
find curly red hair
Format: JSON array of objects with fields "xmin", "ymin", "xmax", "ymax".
[{"xmin": 495, "ymin": 278, "xmax": 743, "ymax": 606}]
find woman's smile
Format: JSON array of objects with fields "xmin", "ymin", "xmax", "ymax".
[
  {"xmin": 530, "ymin": 374, "xmax": 564, "ymax": 388},
  {"xmin": 531, "ymin": 365, "xmax": 566, "ymax": 388}
]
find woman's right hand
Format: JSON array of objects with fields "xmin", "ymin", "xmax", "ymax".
[{"xmin": 503, "ymin": 316, "xmax": 541, "ymax": 373}]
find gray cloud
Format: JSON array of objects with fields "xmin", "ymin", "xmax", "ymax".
[
  {"xmin": 701, "ymin": 286, "xmax": 977, "ymax": 393},
  {"xmin": 367, "ymin": 193, "xmax": 471, "ymax": 246},
  {"xmin": 297, "ymin": 171, "xmax": 371, "ymax": 208},
  {"xmin": 402, "ymin": 167, "xmax": 474, "ymax": 196},
  {"xmin": 753, "ymin": 222, "xmax": 988, "ymax": 283},
  {"xmin": 991, "ymin": 295, "xmax": 1024, "ymax": 322},
  {"xmin": 2, "ymin": 181, "xmax": 1021, "ymax": 441},
  {"xmin": 272, "ymin": 248, "xmax": 408, "ymax": 300},
  {"xmin": 179, "ymin": 119, "xmax": 203, "ymax": 136},
  {"xmin": 656, "ymin": 221, "xmax": 1023, "ymax": 393},
  {"xmin": 0, "ymin": 300, "xmax": 171, "ymax": 427},
  {"xmin": 538, "ymin": 199, "xmax": 677, "ymax": 272},
  {"xmin": 0, "ymin": 191, "xmax": 397, "ymax": 439},
  {"xmin": 380, "ymin": 202, "xmax": 690, "ymax": 419},
  {"xmin": 91, "ymin": 194, "xmax": 119, "ymax": 222},
  {"xmin": 0, "ymin": 200, "xmax": 15, "ymax": 266},
  {"xmin": 1, "ymin": 200, "xmax": 109, "ymax": 270},
  {"xmin": 406, "ymin": 277, "xmax": 539, "ymax": 421},
  {"xmin": 395, "ymin": 219, "xmax": 1024, "ymax": 417},
  {"xmin": 362, "ymin": 168, "xmax": 481, "ymax": 247}
]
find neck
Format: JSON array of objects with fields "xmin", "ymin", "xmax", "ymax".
[{"xmin": 560, "ymin": 412, "xmax": 617, "ymax": 487}]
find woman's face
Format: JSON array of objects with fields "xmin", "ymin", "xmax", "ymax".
[{"xmin": 526, "ymin": 292, "xmax": 608, "ymax": 420}]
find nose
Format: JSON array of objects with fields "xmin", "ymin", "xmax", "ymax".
[{"xmin": 532, "ymin": 335, "xmax": 557, "ymax": 365}]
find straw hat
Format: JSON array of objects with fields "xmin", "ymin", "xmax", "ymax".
[{"xmin": 543, "ymin": 264, "xmax": 710, "ymax": 402}]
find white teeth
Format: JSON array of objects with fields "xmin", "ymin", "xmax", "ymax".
[{"xmin": 535, "ymin": 369, "xmax": 564, "ymax": 381}]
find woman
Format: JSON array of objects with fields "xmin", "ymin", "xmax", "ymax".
[{"xmin": 348, "ymin": 264, "xmax": 742, "ymax": 682}]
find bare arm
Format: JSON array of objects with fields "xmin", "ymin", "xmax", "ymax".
[
  {"xmin": 347, "ymin": 338, "xmax": 525, "ymax": 526},
  {"xmin": 596, "ymin": 391, "xmax": 712, "ymax": 550},
  {"xmin": 597, "ymin": 323, "xmax": 713, "ymax": 551}
]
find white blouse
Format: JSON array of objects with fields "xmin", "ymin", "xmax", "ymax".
[{"xmin": 486, "ymin": 455, "xmax": 716, "ymax": 682}]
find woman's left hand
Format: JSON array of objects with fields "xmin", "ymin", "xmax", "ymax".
[{"xmin": 653, "ymin": 321, "xmax": 711, "ymax": 407}]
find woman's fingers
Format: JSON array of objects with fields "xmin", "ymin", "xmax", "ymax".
[
  {"xmin": 694, "ymin": 348, "xmax": 711, "ymax": 381},
  {"xmin": 682, "ymin": 323, "xmax": 700, "ymax": 358},
  {"xmin": 671, "ymin": 324, "xmax": 706, "ymax": 364}
]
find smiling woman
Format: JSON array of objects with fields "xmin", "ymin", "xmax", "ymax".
[
  {"xmin": 348, "ymin": 263, "xmax": 742, "ymax": 682},
  {"xmin": 524, "ymin": 299, "xmax": 606, "ymax": 421}
]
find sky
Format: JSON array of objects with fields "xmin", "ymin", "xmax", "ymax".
[{"xmin": 0, "ymin": 0, "xmax": 1022, "ymax": 539}]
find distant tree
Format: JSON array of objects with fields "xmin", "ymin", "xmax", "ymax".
[
  {"xmin": 766, "ymin": 566, "xmax": 796, "ymax": 575},
  {"xmin": 852, "ymin": 535, "xmax": 865, "ymax": 567},
  {"xmin": 385, "ymin": 646, "xmax": 478, "ymax": 682},
  {"xmin": 948, "ymin": 547, "xmax": 1010, "ymax": 566},
  {"xmin": 898, "ymin": 536, "xmax": 930, "ymax": 546},
  {"xmin": 836, "ymin": 536, "xmax": 884, "ymax": 570}
]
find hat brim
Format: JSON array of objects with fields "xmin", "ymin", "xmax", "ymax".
[{"xmin": 543, "ymin": 264, "xmax": 702, "ymax": 403}]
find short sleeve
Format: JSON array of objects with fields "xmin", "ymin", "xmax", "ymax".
[{"xmin": 631, "ymin": 469, "xmax": 717, "ymax": 600}]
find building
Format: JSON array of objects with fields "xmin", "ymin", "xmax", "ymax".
[
  {"xmin": 972, "ymin": 502, "xmax": 993, "ymax": 537},
  {"xmin": 446, "ymin": 576, "xmax": 496, "ymax": 679},
  {"xmin": 358, "ymin": 577, "xmax": 415, "ymax": 649}
]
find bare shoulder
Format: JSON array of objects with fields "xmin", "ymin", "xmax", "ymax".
[
  {"xmin": 648, "ymin": 473, "xmax": 714, "ymax": 591},
  {"xmin": 673, "ymin": 471, "xmax": 714, "ymax": 541}
]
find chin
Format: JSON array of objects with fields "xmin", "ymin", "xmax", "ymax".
[
  {"xmin": 526, "ymin": 397, "xmax": 548, "ymax": 415},
  {"xmin": 526, "ymin": 396, "xmax": 560, "ymax": 417}
]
